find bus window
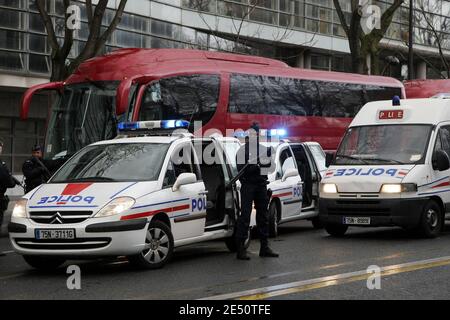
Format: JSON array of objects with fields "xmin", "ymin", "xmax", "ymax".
[{"xmin": 138, "ymin": 74, "xmax": 220, "ymax": 127}]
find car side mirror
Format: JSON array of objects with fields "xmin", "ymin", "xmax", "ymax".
[
  {"xmin": 282, "ymin": 168, "xmax": 298, "ymax": 182},
  {"xmin": 172, "ymin": 173, "xmax": 197, "ymax": 191},
  {"xmin": 432, "ymin": 150, "xmax": 450, "ymax": 171},
  {"xmin": 325, "ymin": 152, "xmax": 335, "ymax": 168}
]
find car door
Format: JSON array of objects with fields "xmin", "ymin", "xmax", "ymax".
[
  {"xmin": 271, "ymin": 146, "xmax": 302, "ymax": 219},
  {"xmin": 163, "ymin": 142, "xmax": 207, "ymax": 241}
]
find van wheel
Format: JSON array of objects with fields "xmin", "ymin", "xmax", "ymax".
[
  {"xmin": 128, "ymin": 220, "xmax": 174, "ymax": 269},
  {"xmin": 416, "ymin": 200, "xmax": 443, "ymax": 238},
  {"xmin": 311, "ymin": 216, "xmax": 323, "ymax": 229},
  {"xmin": 268, "ymin": 202, "xmax": 279, "ymax": 238},
  {"xmin": 225, "ymin": 228, "xmax": 251, "ymax": 252},
  {"xmin": 23, "ymin": 255, "xmax": 65, "ymax": 270},
  {"xmin": 324, "ymin": 224, "xmax": 348, "ymax": 237}
]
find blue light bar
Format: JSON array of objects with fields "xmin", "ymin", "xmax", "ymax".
[
  {"xmin": 392, "ymin": 95, "xmax": 401, "ymax": 106},
  {"xmin": 268, "ymin": 128, "xmax": 287, "ymax": 137},
  {"xmin": 117, "ymin": 120, "xmax": 190, "ymax": 131}
]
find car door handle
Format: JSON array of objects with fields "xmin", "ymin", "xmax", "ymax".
[{"xmin": 198, "ymin": 191, "xmax": 208, "ymax": 195}]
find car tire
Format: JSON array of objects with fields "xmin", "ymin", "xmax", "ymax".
[
  {"xmin": 415, "ymin": 200, "xmax": 443, "ymax": 238},
  {"xmin": 311, "ymin": 216, "xmax": 323, "ymax": 229},
  {"xmin": 324, "ymin": 223, "xmax": 348, "ymax": 237},
  {"xmin": 268, "ymin": 202, "xmax": 279, "ymax": 238},
  {"xmin": 23, "ymin": 255, "xmax": 66, "ymax": 270},
  {"xmin": 128, "ymin": 220, "xmax": 174, "ymax": 269}
]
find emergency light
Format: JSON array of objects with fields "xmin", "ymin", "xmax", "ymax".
[
  {"xmin": 392, "ymin": 96, "xmax": 401, "ymax": 106},
  {"xmin": 117, "ymin": 120, "xmax": 190, "ymax": 131},
  {"xmin": 234, "ymin": 128, "xmax": 287, "ymax": 138}
]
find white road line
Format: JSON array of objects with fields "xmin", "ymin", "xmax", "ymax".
[{"xmin": 199, "ymin": 255, "xmax": 450, "ymax": 300}]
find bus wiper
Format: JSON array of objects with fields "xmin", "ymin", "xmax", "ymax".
[
  {"xmin": 84, "ymin": 77, "xmax": 106, "ymax": 90},
  {"xmin": 362, "ymin": 157, "xmax": 405, "ymax": 165},
  {"xmin": 335, "ymin": 154, "xmax": 369, "ymax": 164}
]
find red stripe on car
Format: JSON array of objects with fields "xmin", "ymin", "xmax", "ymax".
[
  {"xmin": 272, "ymin": 192, "xmax": 292, "ymax": 198},
  {"xmin": 120, "ymin": 204, "xmax": 190, "ymax": 221},
  {"xmin": 61, "ymin": 183, "xmax": 93, "ymax": 195}
]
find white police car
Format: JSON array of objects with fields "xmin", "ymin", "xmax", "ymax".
[
  {"xmin": 8, "ymin": 120, "xmax": 299, "ymax": 270},
  {"xmin": 320, "ymin": 97, "xmax": 450, "ymax": 238}
]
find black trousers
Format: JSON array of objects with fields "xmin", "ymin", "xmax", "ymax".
[{"xmin": 236, "ymin": 183, "xmax": 269, "ymax": 247}]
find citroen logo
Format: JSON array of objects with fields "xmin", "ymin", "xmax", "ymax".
[{"xmin": 50, "ymin": 212, "xmax": 64, "ymax": 224}]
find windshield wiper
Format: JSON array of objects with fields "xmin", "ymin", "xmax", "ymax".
[
  {"xmin": 362, "ymin": 157, "xmax": 405, "ymax": 165},
  {"xmin": 335, "ymin": 154, "xmax": 369, "ymax": 164},
  {"xmin": 64, "ymin": 177, "xmax": 117, "ymax": 182}
]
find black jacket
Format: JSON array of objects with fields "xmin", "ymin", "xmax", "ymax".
[
  {"xmin": 236, "ymin": 142, "xmax": 274, "ymax": 185},
  {"xmin": 22, "ymin": 157, "xmax": 58, "ymax": 193},
  {"xmin": 0, "ymin": 160, "xmax": 16, "ymax": 194}
]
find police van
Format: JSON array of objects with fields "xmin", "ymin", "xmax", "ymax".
[
  {"xmin": 319, "ymin": 97, "xmax": 450, "ymax": 238},
  {"xmin": 8, "ymin": 121, "xmax": 302, "ymax": 270}
]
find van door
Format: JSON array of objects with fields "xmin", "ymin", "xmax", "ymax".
[
  {"xmin": 429, "ymin": 125, "xmax": 450, "ymax": 209},
  {"xmin": 164, "ymin": 142, "xmax": 207, "ymax": 240}
]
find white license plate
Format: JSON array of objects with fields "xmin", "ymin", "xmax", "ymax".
[
  {"xmin": 35, "ymin": 229, "xmax": 75, "ymax": 240},
  {"xmin": 343, "ymin": 217, "xmax": 371, "ymax": 225}
]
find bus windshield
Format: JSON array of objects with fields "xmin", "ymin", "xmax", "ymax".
[
  {"xmin": 335, "ymin": 124, "xmax": 432, "ymax": 165},
  {"xmin": 136, "ymin": 74, "xmax": 220, "ymax": 129},
  {"xmin": 51, "ymin": 143, "xmax": 169, "ymax": 183},
  {"xmin": 45, "ymin": 81, "xmax": 119, "ymax": 160}
]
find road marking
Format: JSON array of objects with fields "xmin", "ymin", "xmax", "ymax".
[
  {"xmin": 1, "ymin": 250, "xmax": 14, "ymax": 255},
  {"xmin": 201, "ymin": 255, "xmax": 450, "ymax": 300}
]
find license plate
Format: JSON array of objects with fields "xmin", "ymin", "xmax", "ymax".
[
  {"xmin": 343, "ymin": 217, "xmax": 371, "ymax": 225},
  {"xmin": 35, "ymin": 229, "xmax": 75, "ymax": 240}
]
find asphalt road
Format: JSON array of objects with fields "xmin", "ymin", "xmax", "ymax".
[{"xmin": 1, "ymin": 220, "xmax": 450, "ymax": 300}]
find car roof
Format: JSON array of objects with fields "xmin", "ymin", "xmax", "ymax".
[{"xmin": 92, "ymin": 135, "xmax": 184, "ymax": 146}]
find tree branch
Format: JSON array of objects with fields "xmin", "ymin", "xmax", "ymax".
[
  {"xmin": 94, "ymin": 0, "xmax": 127, "ymax": 56},
  {"xmin": 86, "ymin": 0, "xmax": 93, "ymax": 28},
  {"xmin": 36, "ymin": 0, "xmax": 59, "ymax": 52},
  {"xmin": 60, "ymin": 0, "xmax": 74, "ymax": 59},
  {"xmin": 333, "ymin": 0, "xmax": 350, "ymax": 37}
]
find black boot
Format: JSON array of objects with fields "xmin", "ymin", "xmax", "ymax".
[
  {"xmin": 259, "ymin": 246, "xmax": 279, "ymax": 258},
  {"xmin": 236, "ymin": 240, "xmax": 250, "ymax": 260}
]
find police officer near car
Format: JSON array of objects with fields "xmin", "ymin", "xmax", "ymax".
[
  {"xmin": 235, "ymin": 123, "xmax": 279, "ymax": 260},
  {"xmin": 0, "ymin": 140, "xmax": 19, "ymax": 246},
  {"xmin": 22, "ymin": 145, "xmax": 57, "ymax": 194}
]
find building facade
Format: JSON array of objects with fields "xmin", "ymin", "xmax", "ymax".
[{"xmin": 0, "ymin": 0, "xmax": 449, "ymax": 181}]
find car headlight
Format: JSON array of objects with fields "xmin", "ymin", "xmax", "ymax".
[
  {"xmin": 12, "ymin": 199, "xmax": 28, "ymax": 218},
  {"xmin": 321, "ymin": 183, "xmax": 338, "ymax": 193},
  {"xmin": 380, "ymin": 183, "xmax": 417, "ymax": 193},
  {"xmin": 94, "ymin": 197, "xmax": 135, "ymax": 218}
]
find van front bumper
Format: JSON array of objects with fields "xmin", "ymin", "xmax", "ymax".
[
  {"xmin": 318, "ymin": 197, "xmax": 428, "ymax": 228},
  {"xmin": 8, "ymin": 218, "xmax": 148, "ymax": 257}
]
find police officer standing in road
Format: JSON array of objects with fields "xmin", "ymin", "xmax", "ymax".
[
  {"xmin": 22, "ymin": 145, "xmax": 57, "ymax": 194},
  {"xmin": 0, "ymin": 140, "xmax": 18, "ymax": 237},
  {"xmin": 235, "ymin": 123, "xmax": 279, "ymax": 260}
]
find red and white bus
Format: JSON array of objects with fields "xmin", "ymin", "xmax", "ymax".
[
  {"xmin": 404, "ymin": 79, "xmax": 450, "ymax": 98},
  {"xmin": 21, "ymin": 48, "xmax": 405, "ymax": 160}
]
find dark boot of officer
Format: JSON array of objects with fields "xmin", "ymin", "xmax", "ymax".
[
  {"xmin": 259, "ymin": 239, "xmax": 279, "ymax": 258},
  {"xmin": 236, "ymin": 238, "xmax": 250, "ymax": 260}
]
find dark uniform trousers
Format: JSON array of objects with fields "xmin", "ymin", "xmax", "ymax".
[{"xmin": 236, "ymin": 183, "xmax": 269, "ymax": 247}]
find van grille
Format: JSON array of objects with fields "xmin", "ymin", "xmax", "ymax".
[{"xmin": 14, "ymin": 238, "xmax": 111, "ymax": 250}]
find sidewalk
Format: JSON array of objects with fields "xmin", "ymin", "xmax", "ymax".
[{"xmin": 0, "ymin": 198, "xmax": 19, "ymax": 238}]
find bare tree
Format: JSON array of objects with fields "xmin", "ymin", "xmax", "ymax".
[
  {"xmin": 35, "ymin": 0, "xmax": 127, "ymax": 81},
  {"xmin": 416, "ymin": 0, "xmax": 450, "ymax": 78},
  {"xmin": 184, "ymin": 0, "xmax": 296, "ymax": 54},
  {"xmin": 333, "ymin": 0, "xmax": 404, "ymax": 75}
]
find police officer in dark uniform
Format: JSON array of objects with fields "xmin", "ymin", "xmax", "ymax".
[
  {"xmin": 235, "ymin": 123, "xmax": 279, "ymax": 260},
  {"xmin": 22, "ymin": 145, "xmax": 57, "ymax": 194},
  {"xmin": 0, "ymin": 140, "xmax": 18, "ymax": 234}
]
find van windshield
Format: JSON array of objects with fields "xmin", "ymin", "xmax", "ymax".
[
  {"xmin": 335, "ymin": 124, "xmax": 432, "ymax": 165},
  {"xmin": 51, "ymin": 143, "xmax": 169, "ymax": 183}
]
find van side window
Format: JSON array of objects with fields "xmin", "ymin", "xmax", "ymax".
[{"xmin": 435, "ymin": 127, "xmax": 450, "ymax": 157}]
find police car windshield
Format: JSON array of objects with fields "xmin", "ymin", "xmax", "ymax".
[
  {"xmin": 51, "ymin": 143, "xmax": 169, "ymax": 183},
  {"xmin": 335, "ymin": 124, "xmax": 432, "ymax": 165}
]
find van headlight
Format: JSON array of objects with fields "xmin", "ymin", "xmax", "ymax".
[
  {"xmin": 94, "ymin": 197, "xmax": 135, "ymax": 218},
  {"xmin": 12, "ymin": 199, "xmax": 28, "ymax": 218},
  {"xmin": 380, "ymin": 183, "xmax": 417, "ymax": 193},
  {"xmin": 321, "ymin": 183, "xmax": 338, "ymax": 194}
]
